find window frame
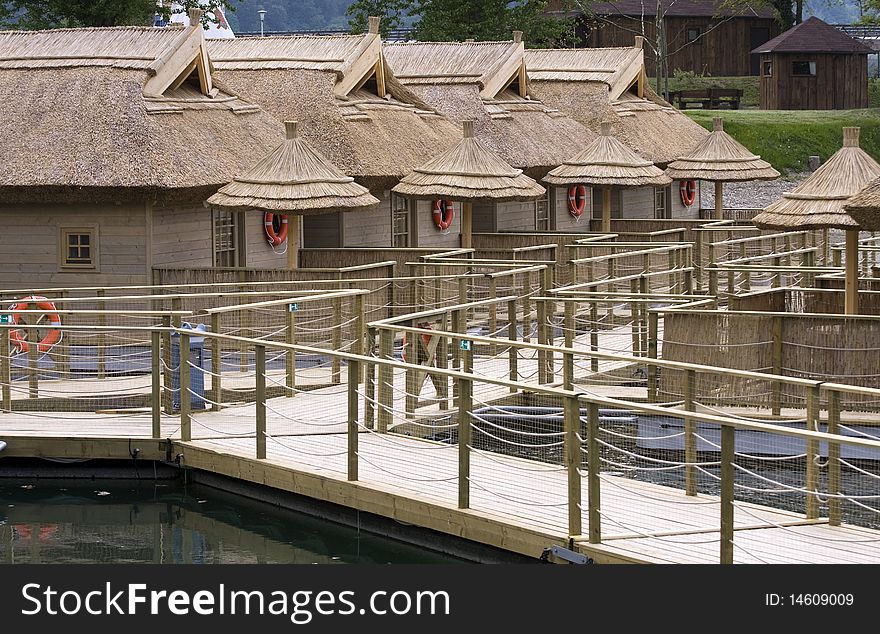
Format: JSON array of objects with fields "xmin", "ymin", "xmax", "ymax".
[
  {"xmin": 212, "ymin": 209, "xmax": 243, "ymax": 268},
  {"xmin": 763, "ymin": 60, "xmax": 773, "ymax": 77},
  {"xmin": 654, "ymin": 186, "xmax": 669, "ymax": 220},
  {"xmin": 791, "ymin": 60, "xmax": 817, "ymax": 77},
  {"xmin": 391, "ymin": 193, "xmax": 411, "ymax": 248},
  {"xmin": 535, "ymin": 191, "xmax": 551, "ymax": 231},
  {"xmin": 686, "ymin": 27, "xmax": 701, "ymax": 43},
  {"xmin": 58, "ymin": 225, "xmax": 99, "ymax": 271}
]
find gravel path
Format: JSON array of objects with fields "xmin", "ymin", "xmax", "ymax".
[{"xmin": 698, "ymin": 172, "xmax": 809, "ymax": 209}]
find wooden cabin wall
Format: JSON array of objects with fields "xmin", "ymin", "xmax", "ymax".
[
  {"xmin": 472, "ymin": 203, "xmax": 497, "ymax": 233},
  {"xmin": 670, "ymin": 181, "xmax": 700, "ymax": 219},
  {"xmin": 343, "ymin": 197, "xmax": 392, "ymax": 248},
  {"xmin": 152, "ymin": 202, "xmax": 214, "ymax": 268},
  {"xmin": 587, "ymin": 15, "xmax": 778, "ymax": 76},
  {"xmin": 0, "ymin": 203, "xmax": 149, "ymax": 288},
  {"xmin": 496, "ymin": 201, "xmax": 539, "ymax": 232},
  {"xmin": 244, "ymin": 210, "xmax": 289, "ymax": 268},
  {"xmin": 620, "ymin": 187, "xmax": 656, "ymax": 219},
  {"xmin": 761, "ymin": 52, "xmax": 868, "ymax": 110},
  {"xmin": 303, "ymin": 212, "xmax": 342, "ymax": 248},
  {"xmin": 415, "ymin": 199, "xmax": 461, "ymax": 248},
  {"xmin": 554, "ymin": 185, "xmax": 594, "ymax": 232}
]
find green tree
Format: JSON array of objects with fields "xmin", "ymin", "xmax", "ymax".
[
  {"xmin": 346, "ymin": 0, "xmax": 411, "ymax": 34},
  {"xmin": 0, "ymin": 0, "xmax": 234, "ymax": 29}
]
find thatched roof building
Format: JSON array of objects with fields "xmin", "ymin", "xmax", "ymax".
[
  {"xmin": 844, "ymin": 177, "xmax": 880, "ymax": 231},
  {"xmin": 207, "ymin": 19, "xmax": 461, "ymax": 191},
  {"xmin": 524, "ymin": 42, "xmax": 709, "ymax": 166},
  {"xmin": 0, "ymin": 15, "xmax": 282, "ymax": 203},
  {"xmin": 383, "ymin": 35, "xmax": 593, "ymax": 178}
]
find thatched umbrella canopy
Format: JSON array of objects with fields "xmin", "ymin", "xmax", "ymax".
[
  {"xmin": 544, "ymin": 121, "xmax": 671, "ymax": 232},
  {"xmin": 665, "ymin": 117, "xmax": 779, "ymax": 220},
  {"xmin": 206, "ymin": 120, "xmax": 379, "ymax": 267},
  {"xmin": 392, "ymin": 120, "xmax": 545, "ymax": 247},
  {"xmin": 844, "ymin": 176, "xmax": 880, "ymax": 230},
  {"xmin": 753, "ymin": 127, "xmax": 880, "ymax": 314}
]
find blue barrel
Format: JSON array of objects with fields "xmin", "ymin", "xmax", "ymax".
[{"xmin": 171, "ymin": 323, "xmax": 207, "ymax": 411}]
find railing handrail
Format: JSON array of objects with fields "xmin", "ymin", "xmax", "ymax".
[
  {"xmin": 710, "ymin": 230, "xmax": 812, "ymax": 247},
  {"xmin": 202, "ymin": 289, "xmax": 371, "ymax": 315}
]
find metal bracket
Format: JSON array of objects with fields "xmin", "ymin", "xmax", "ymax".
[{"xmin": 540, "ymin": 545, "xmax": 593, "ymax": 565}]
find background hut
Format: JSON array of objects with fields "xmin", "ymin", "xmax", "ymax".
[
  {"xmin": 206, "ymin": 121, "xmax": 379, "ymax": 268},
  {"xmin": 845, "ymin": 177, "xmax": 880, "ymax": 228},
  {"xmin": 752, "ymin": 17, "xmax": 873, "ymax": 110},
  {"xmin": 665, "ymin": 117, "xmax": 778, "ymax": 220},
  {"xmin": 0, "ymin": 11, "xmax": 282, "ymax": 287},
  {"xmin": 544, "ymin": 122, "xmax": 671, "ymax": 233},
  {"xmin": 393, "ymin": 121, "xmax": 545, "ymax": 248},
  {"xmin": 525, "ymin": 39, "xmax": 710, "ymax": 222},
  {"xmin": 383, "ymin": 35, "xmax": 592, "ymax": 233},
  {"xmin": 753, "ymin": 127, "xmax": 880, "ymax": 314},
  {"xmin": 208, "ymin": 18, "xmax": 462, "ymax": 250}
]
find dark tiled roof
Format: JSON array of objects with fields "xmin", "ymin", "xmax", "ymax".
[
  {"xmin": 585, "ymin": 0, "xmax": 777, "ymax": 19},
  {"xmin": 752, "ymin": 17, "xmax": 874, "ymax": 54}
]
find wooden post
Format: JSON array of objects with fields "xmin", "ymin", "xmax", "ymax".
[
  {"xmin": 405, "ymin": 320, "xmax": 417, "ymax": 418},
  {"xmin": 563, "ymin": 301, "xmax": 574, "ymax": 389},
  {"xmin": 629, "ymin": 278, "xmax": 639, "ymax": 357},
  {"xmin": 536, "ymin": 299, "xmax": 548, "ymax": 384},
  {"xmin": 354, "ymin": 293, "xmax": 365, "ymax": 382},
  {"xmin": 437, "ymin": 314, "xmax": 449, "ymax": 409},
  {"xmin": 488, "ymin": 277, "xmax": 498, "ymax": 356},
  {"xmin": 845, "ymin": 230, "xmax": 859, "ymax": 315},
  {"xmin": 331, "ymin": 295, "xmax": 342, "ymax": 384},
  {"xmin": 827, "ymin": 389, "xmax": 841, "ymax": 526},
  {"xmin": 255, "ymin": 344, "xmax": 266, "ymax": 459},
  {"xmin": 647, "ymin": 311, "xmax": 658, "ymax": 402},
  {"xmin": 0, "ymin": 327, "xmax": 9, "ymax": 413},
  {"xmin": 151, "ymin": 331, "xmax": 161, "ymax": 439},
  {"xmin": 590, "ymin": 302, "xmax": 599, "ymax": 372},
  {"xmin": 771, "ymin": 316, "xmax": 783, "ymax": 415},
  {"xmin": 365, "ymin": 328, "xmax": 376, "ymax": 429},
  {"xmin": 457, "ymin": 344, "xmax": 473, "ymax": 509},
  {"xmin": 694, "ymin": 230, "xmax": 703, "ymax": 290},
  {"xmin": 286, "ymin": 307, "xmax": 296, "ymax": 396},
  {"xmin": 822, "ymin": 228, "xmax": 830, "ymax": 265},
  {"xmin": 587, "ymin": 401, "xmax": 601, "ymax": 544},
  {"xmin": 601, "ymin": 187, "xmax": 612, "ymax": 233},
  {"xmin": 564, "ymin": 395, "xmax": 582, "ymax": 537},
  {"xmin": 347, "ymin": 359, "xmax": 359, "ymax": 481},
  {"xmin": 805, "ymin": 385, "xmax": 820, "ymax": 519},
  {"xmin": 377, "ymin": 329, "xmax": 393, "ymax": 433},
  {"xmin": 508, "ymin": 299, "xmax": 517, "ymax": 391},
  {"xmin": 708, "ymin": 242, "xmax": 718, "ymax": 297},
  {"xmin": 520, "ymin": 272, "xmax": 531, "ymax": 343},
  {"xmin": 56, "ymin": 290, "xmax": 70, "ymax": 380},
  {"xmin": 684, "ymin": 369, "xmax": 697, "ymax": 496},
  {"xmin": 97, "ymin": 290, "xmax": 106, "ymax": 380},
  {"xmin": 210, "ymin": 313, "xmax": 222, "ymax": 410},
  {"xmin": 180, "ymin": 331, "xmax": 191, "ymax": 442},
  {"xmin": 720, "ymin": 423, "xmax": 734, "ymax": 564},
  {"xmin": 461, "ymin": 201, "xmax": 473, "ymax": 249},
  {"xmin": 714, "ymin": 181, "xmax": 723, "ymax": 220},
  {"xmin": 27, "ymin": 326, "xmax": 37, "ymax": 399},
  {"xmin": 162, "ymin": 315, "xmax": 172, "ymax": 415}
]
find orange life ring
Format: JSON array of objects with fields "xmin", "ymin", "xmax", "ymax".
[
  {"xmin": 567, "ymin": 185, "xmax": 587, "ymax": 217},
  {"xmin": 432, "ymin": 200, "xmax": 455, "ymax": 231},
  {"xmin": 8, "ymin": 295, "xmax": 62, "ymax": 355},
  {"xmin": 679, "ymin": 180, "xmax": 696, "ymax": 207},
  {"xmin": 402, "ymin": 322, "xmax": 434, "ymax": 363},
  {"xmin": 264, "ymin": 212, "xmax": 289, "ymax": 246}
]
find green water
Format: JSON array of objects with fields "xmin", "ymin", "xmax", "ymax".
[{"xmin": 0, "ymin": 479, "xmax": 465, "ymax": 564}]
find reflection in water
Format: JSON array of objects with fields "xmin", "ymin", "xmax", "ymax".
[{"xmin": 0, "ymin": 480, "xmax": 465, "ymax": 564}]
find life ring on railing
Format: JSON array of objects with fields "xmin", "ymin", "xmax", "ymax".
[
  {"xmin": 8, "ymin": 295, "xmax": 62, "ymax": 355},
  {"xmin": 567, "ymin": 185, "xmax": 587, "ymax": 218},
  {"xmin": 679, "ymin": 180, "xmax": 696, "ymax": 207},
  {"xmin": 432, "ymin": 200, "xmax": 455, "ymax": 231},
  {"xmin": 402, "ymin": 322, "xmax": 435, "ymax": 364},
  {"xmin": 264, "ymin": 212, "xmax": 289, "ymax": 246}
]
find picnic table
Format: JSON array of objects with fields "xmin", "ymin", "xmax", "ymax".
[{"xmin": 667, "ymin": 88, "xmax": 742, "ymax": 109}]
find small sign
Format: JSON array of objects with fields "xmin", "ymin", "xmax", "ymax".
[
  {"xmin": 288, "ymin": 303, "xmax": 298, "ymax": 313},
  {"xmin": 0, "ymin": 314, "xmax": 10, "ymax": 325},
  {"xmin": 459, "ymin": 340, "xmax": 471, "ymax": 351}
]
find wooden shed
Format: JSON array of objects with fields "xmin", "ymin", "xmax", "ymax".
[{"xmin": 753, "ymin": 17, "xmax": 873, "ymax": 110}]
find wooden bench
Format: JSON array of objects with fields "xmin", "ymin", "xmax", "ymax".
[{"xmin": 669, "ymin": 88, "xmax": 742, "ymax": 110}]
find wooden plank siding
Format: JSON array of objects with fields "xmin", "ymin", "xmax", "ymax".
[
  {"xmin": 670, "ymin": 180, "xmax": 701, "ymax": 219},
  {"xmin": 555, "ymin": 184, "xmax": 593, "ymax": 232},
  {"xmin": 151, "ymin": 202, "xmax": 214, "ymax": 268},
  {"xmin": 416, "ymin": 199, "xmax": 461, "ymax": 248},
  {"xmin": 587, "ymin": 16, "xmax": 779, "ymax": 77},
  {"xmin": 760, "ymin": 52, "xmax": 868, "ymax": 110},
  {"xmin": 244, "ymin": 209, "xmax": 288, "ymax": 269},
  {"xmin": 343, "ymin": 196, "xmax": 392, "ymax": 248},
  {"xmin": 0, "ymin": 203, "xmax": 148, "ymax": 288},
  {"xmin": 303, "ymin": 212, "xmax": 343, "ymax": 249}
]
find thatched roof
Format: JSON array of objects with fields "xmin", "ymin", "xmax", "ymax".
[
  {"xmin": 525, "ymin": 46, "xmax": 709, "ymax": 166},
  {"xmin": 208, "ymin": 32, "xmax": 462, "ymax": 190},
  {"xmin": 844, "ymin": 177, "xmax": 880, "ymax": 232},
  {"xmin": 206, "ymin": 121, "xmax": 379, "ymax": 215},
  {"xmin": 753, "ymin": 128, "xmax": 880, "ymax": 230},
  {"xmin": 392, "ymin": 120, "xmax": 546, "ymax": 202},
  {"xmin": 664, "ymin": 117, "xmax": 779, "ymax": 182},
  {"xmin": 753, "ymin": 17, "xmax": 873, "ymax": 54},
  {"xmin": 544, "ymin": 122, "xmax": 671, "ymax": 187},
  {"xmin": 384, "ymin": 39, "xmax": 594, "ymax": 177},
  {"xmin": 0, "ymin": 18, "xmax": 283, "ymax": 202}
]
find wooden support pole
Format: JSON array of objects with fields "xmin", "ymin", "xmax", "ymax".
[
  {"xmin": 97, "ymin": 290, "xmax": 106, "ymax": 380},
  {"xmin": 694, "ymin": 230, "xmax": 703, "ymax": 290},
  {"xmin": 210, "ymin": 313, "xmax": 222, "ymax": 410},
  {"xmin": 720, "ymin": 423, "xmax": 735, "ymax": 564},
  {"xmin": 365, "ymin": 328, "xmax": 376, "ymax": 429},
  {"xmin": 331, "ymin": 295, "xmax": 342, "ymax": 384},
  {"xmin": 489, "ymin": 277, "xmax": 498, "ymax": 356},
  {"xmin": 286, "ymin": 307, "xmax": 296, "ymax": 396},
  {"xmin": 647, "ymin": 311, "xmax": 658, "ymax": 402},
  {"xmin": 28, "ymin": 326, "xmax": 37, "ymax": 399},
  {"xmin": 377, "ymin": 329, "xmax": 393, "ymax": 433},
  {"xmin": 0, "ymin": 328, "xmax": 9, "ymax": 413},
  {"xmin": 590, "ymin": 302, "xmax": 599, "ymax": 373},
  {"xmin": 714, "ymin": 181, "xmax": 723, "ymax": 220},
  {"xmin": 536, "ymin": 299, "xmax": 548, "ymax": 384},
  {"xmin": 587, "ymin": 401, "xmax": 601, "ymax": 544},
  {"xmin": 564, "ymin": 395, "xmax": 582, "ymax": 537},
  {"xmin": 287, "ymin": 214, "xmax": 300, "ymax": 269},
  {"xmin": 437, "ymin": 314, "xmax": 449, "ymax": 410},
  {"xmin": 684, "ymin": 369, "xmax": 697, "ymax": 496},
  {"xmin": 354, "ymin": 293, "xmax": 365, "ymax": 382},
  {"xmin": 162, "ymin": 315, "xmax": 172, "ymax": 415},
  {"xmin": 347, "ymin": 359, "xmax": 359, "ymax": 481},
  {"xmin": 461, "ymin": 201, "xmax": 473, "ymax": 249},
  {"xmin": 255, "ymin": 344, "xmax": 266, "ymax": 459},
  {"xmin": 563, "ymin": 301, "xmax": 574, "ymax": 389},
  {"xmin": 457, "ymin": 344, "xmax": 473, "ymax": 509},
  {"xmin": 521, "ymin": 272, "xmax": 531, "ymax": 343},
  {"xmin": 845, "ymin": 230, "xmax": 859, "ymax": 315},
  {"xmin": 507, "ymin": 299, "xmax": 517, "ymax": 392},
  {"xmin": 151, "ymin": 331, "xmax": 161, "ymax": 439},
  {"xmin": 771, "ymin": 316, "xmax": 782, "ymax": 415},
  {"xmin": 805, "ymin": 385, "xmax": 820, "ymax": 519},
  {"xmin": 405, "ymin": 320, "xmax": 417, "ymax": 419},
  {"xmin": 180, "ymin": 332, "xmax": 191, "ymax": 442},
  {"xmin": 601, "ymin": 187, "xmax": 612, "ymax": 233},
  {"xmin": 827, "ymin": 389, "xmax": 841, "ymax": 526}
]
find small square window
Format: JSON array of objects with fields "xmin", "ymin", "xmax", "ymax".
[
  {"xmin": 763, "ymin": 61, "xmax": 772, "ymax": 77},
  {"xmin": 686, "ymin": 28, "xmax": 701, "ymax": 43},
  {"xmin": 792, "ymin": 61, "xmax": 816, "ymax": 76},
  {"xmin": 391, "ymin": 194, "xmax": 410, "ymax": 248},
  {"xmin": 61, "ymin": 229, "xmax": 96, "ymax": 268}
]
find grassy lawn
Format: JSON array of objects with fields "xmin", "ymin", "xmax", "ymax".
[
  {"xmin": 870, "ymin": 78, "xmax": 880, "ymax": 108},
  {"xmin": 683, "ymin": 109, "xmax": 880, "ymax": 175}
]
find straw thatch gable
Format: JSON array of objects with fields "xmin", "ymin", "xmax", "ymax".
[
  {"xmin": 845, "ymin": 177, "xmax": 880, "ymax": 232},
  {"xmin": 0, "ymin": 22, "xmax": 282, "ymax": 203},
  {"xmin": 208, "ymin": 32, "xmax": 461, "ymax": 190},
  {"xmin": 383, "ymin": 39, "xmax": 593, "ymax": 177},
  {"xmin": 525, "ymin": 45, "xmax": 709, "ymax": 166}
]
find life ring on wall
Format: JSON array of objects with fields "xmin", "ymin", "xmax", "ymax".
[
  {"xmin": 402, "ymin": 322, "xmax": 434, "ymax": 363},
  {"xmin": 679, "ymin": 180, "xmax": 697, "ymax": 207},
  {"xmin": 8, "ymin": 295, "xmax": 62, "ymax": 355},
  {"xmin": 432, "ymin": 200, "xmax": 455, "ymax": 231},
  {"xmin": 567, "ymin": 185, "xmax": 587, "ymax": 217},
  {"xmin": 264, "ymin": 212, "xmax": 289, "ymax": 246}
]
